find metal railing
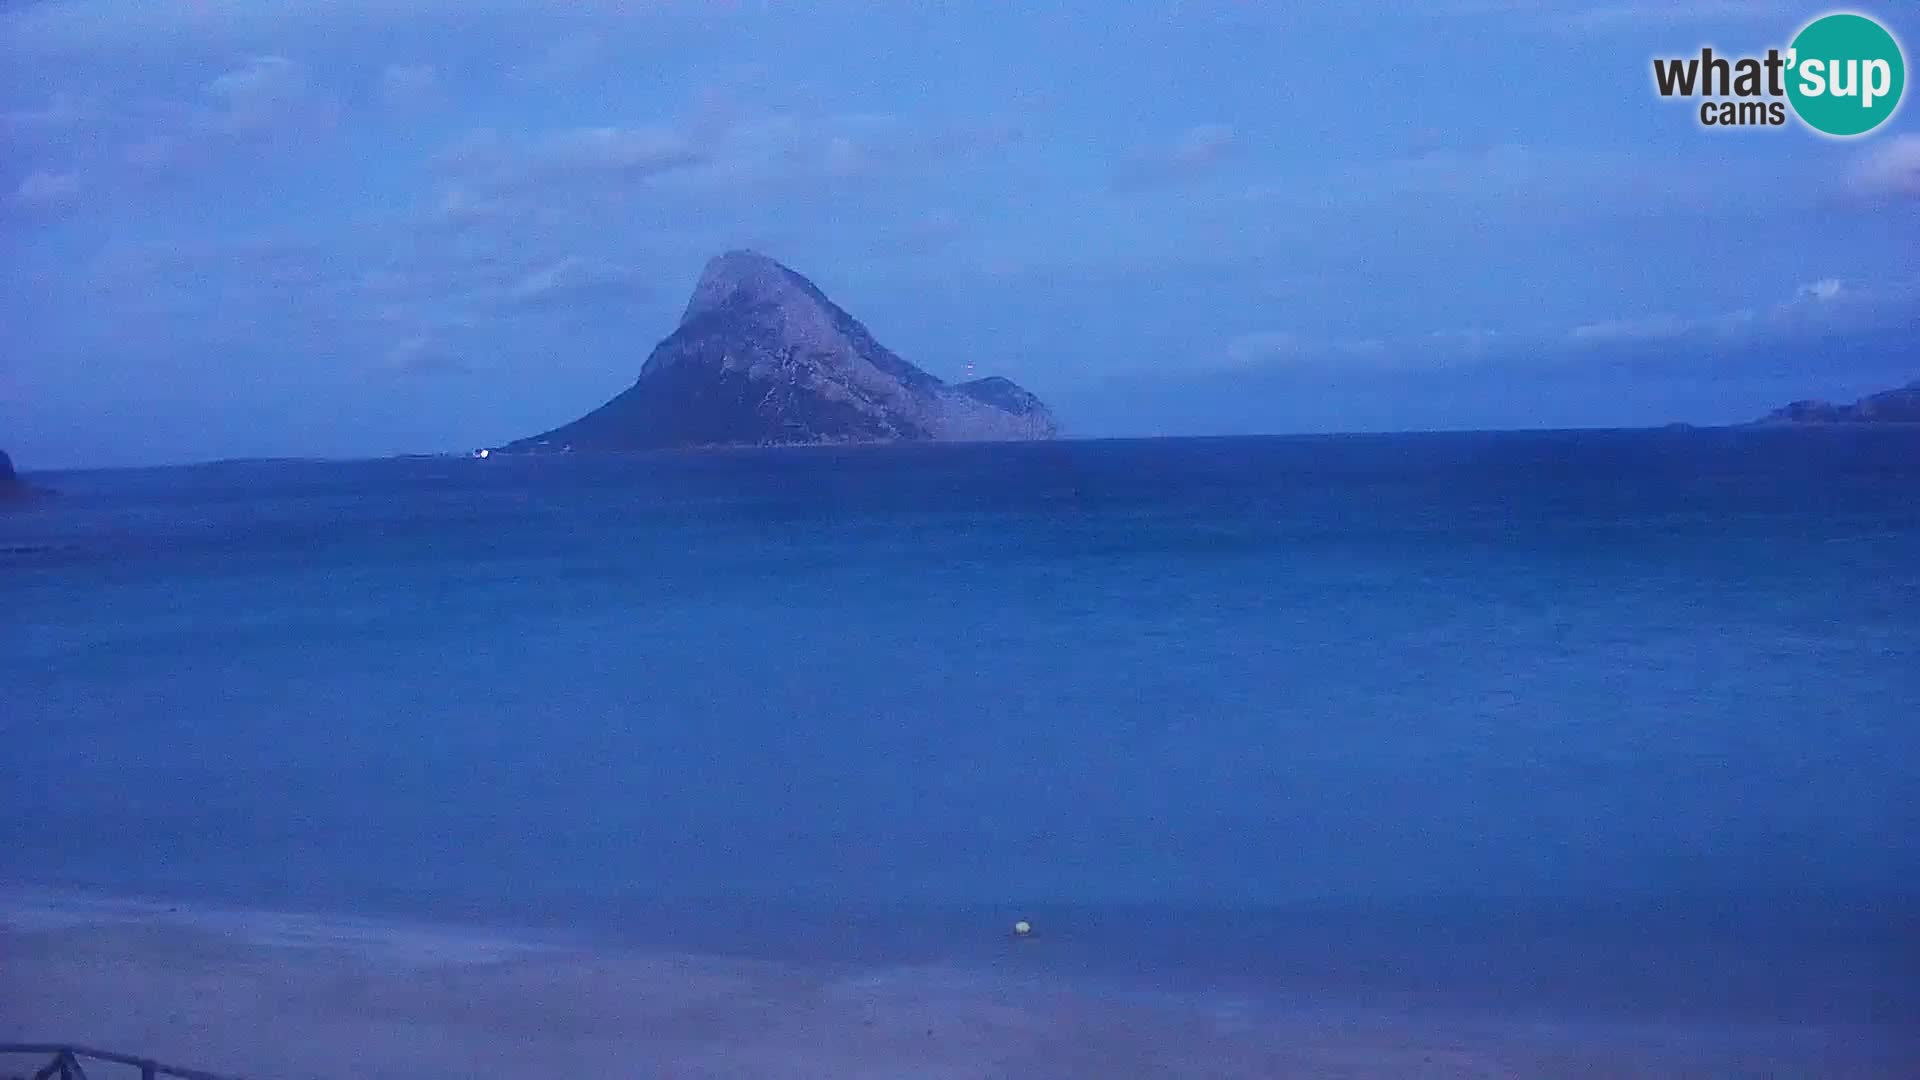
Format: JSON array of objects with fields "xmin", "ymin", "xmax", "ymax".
[{"xmin": 0, "ymin": 1045, "xmax": 244, "ymax": 1080}]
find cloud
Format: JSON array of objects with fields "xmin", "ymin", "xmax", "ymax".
[
  {"xmin": 434, "ymin": 127, "xmax": 509, "ymax": 171},
  {"xmin": 205, "ymin": 55, "xmax": 326, "ymax": 136},
  {"xmin": 1565, "ymin": 277, "xmax": 1908, "ymax": 349},
  {"xmin": 820, "ymin": 134, "xmax": 869, "ymax": 177},
  {"xmin": 773, "ymin": 113, "xmax": 1023, "ymax": 182},
  {"xmin": 123, "ymin": 134, "xmax": 188, "ymax": 173},
  {"xmin": 1115, "ymin": 123, "xmax": 1238, "ymax": 190},
  {"xmin": 113, "ymin": 54, "xmax": 339, "ymax": 179},
  {"xmin": 546, "ymin": 126, "xmax": 703, "ymax": 177},
  {"xmin": 509, "ymin": 35, "xmax": 606, "ymax": 86},
  {"xmin": 382, "ymin": 334, "xmax": 469, "ymax": 375},
  {"xmin": 1167, "ymin": 123, "xmax": 1237, "ymax": 167},
  {"xmin": 1848, "ymin": 135, "xmax": 1920, "ymax": 201},
  {"xmin": 1798, "ymin": 278, "xmax": 1843, "ymax": 303},
  {"xmin": 74, "ymin": 229, "xmax": 531, "ymax": 365},
  {"xmin": 1214, "ymin": 276, "xmax": 1908, "ymax": 376},
  {"xmin": 677, "ymin": 111, "xmax": 909, "ymax": 187},
  {"xmin": 505, "ymin": 255, "xmax": 645, "ymax": 308},
  {"xmin": 211, "ymin": 236, "xmax": 334, "ymax": 288},
  {"xmin": 1224, "ymin": 331, "xmax": 1306, "ymax": 365},
  {"xmin": 1573, "ymin": 307, "xmax": 1775, "ymax": 346},
  {"xmin": 207, "ymin": 55, "xmax": 302, "ymax": 103},
  {"xmin": 897, "ymin": 209, "xmax": 965, "ymax": 253},
  {"xmin": 4, "ymin": 92, "xmax": 90, "ymax": 135},
  {"xmin": 1221, "ymin": 331, "xmax": 1392, "ymax": 370},
  {"xmin": 350, "ymin": 248, "xmax": 539, "ymax": 310},
  {"xmin": 1347, "ymin": 143, "xmax": 1623, "ymax": 204},
  {"xmin": 1426, "ymin": 328, "xmax": 1507, "ymax": 355},
  {"xmin": 10, "ymin": 169, "xmax": 81, "ymax": 211},
  {"xmin": 1234, "ymin": 143, "xmax": 1704, "ymax": 216},
  {"xmin": 378, "ymin": 63, "xmax": 441, "ymax": 110},
  {"xmin": 929, "ymin": 120, "xmax": 1025, "ymax": 159},
  {"xmin": 425, "ymin": 187, "xmax": 510, "ymax": 230},
  {"xmin": 427, "ymin": 97, "xmax": 1022, "ymax": 220},
  {"xmin": 1568, "ymin": 313, "xmax": 1691, "ymax": 344},
  {"xmin": 438, "ymin": 124, "xmax": 706, "ymax": 194}
]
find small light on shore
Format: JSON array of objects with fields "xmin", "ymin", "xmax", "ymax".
[{"xmin": 1013, "ymin": 919, "xmax": 1032, "ymax": 937}]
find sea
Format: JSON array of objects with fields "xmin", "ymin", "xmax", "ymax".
[{"xmin": 4, "ymin": 429, "xmax": 1918, "ymax": 1043}]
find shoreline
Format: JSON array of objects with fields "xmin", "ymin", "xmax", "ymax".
[
  {"xmin": 19, "ymin": 422, "xmax": 1920, "ymax": 478},
  {"xmin": 4, "ymin": 887, "xmax": 1913, "ymax": 1079}
]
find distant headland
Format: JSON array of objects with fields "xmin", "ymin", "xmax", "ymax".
[
  {"xmin": 1, "ymin": 449, "xmax": 44, "ymax": 500},
  {"xmin": 500, "ymin": 251, "xmax": 1055, "ymax": 453},
  {"xmin": 1755, "ymin": 380, "xmax": 1920, "ymax": 425}
]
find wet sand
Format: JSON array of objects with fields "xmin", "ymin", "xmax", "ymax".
[{"xmin": 2, "ymin": 891, "xmax": 1913, "ymax": 1079}]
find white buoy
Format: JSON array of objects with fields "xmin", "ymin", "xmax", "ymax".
[{"xmin": 1013, "ymin": 919, "xmax": 1032, "ymax": 937}]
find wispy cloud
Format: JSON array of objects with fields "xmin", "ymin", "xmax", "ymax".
[
  {"xmin": 1221, "ymin": 275, "xmax": 1908, "ymax": 374},
  {"xmin": 1223, "ymin": 331, "xmax": 1307, "ymax": 366},
  {"xmin": 437, "ymin": 124, "xmax": 707, "ymax": 193},
  {"xmin": 542, "ymin": 126, "xmax": 703, "ymax": 179},
  {"xmin": 1567, "ymin": 276, "xmax": 1898, "ymax": 348},
  {"xmin": 897, "ymin": 209, "xmax": 966, "ymax": 254},
  {"xmin": 1568, "ymin": 313, "xmax": 1693, "ymax": 344},
  {"xmin": 1114, "ymin": 123, "xmax": 1238, "ymax": 191},
  {"xmin": 204, "ymin": 55, "xmax": 331, "ymax": 137},
  {"xmin": 382, "ymin": 333, "xmax": 469, "ymax": 375},
  {"xmin": 1232, "ymin": 142, "xmax": 1704, "ymax": 216},
  {"xmin": 1221, "ymin": 331, "xmax": 1392, "ymax": 370},
  {"xmin": 1798, "ymin": 277, "xmax": 1843, "ymax": 303},
  {"xmin": 508, "ymin": 35, "xmax": 606, "ymax": 86},
  {"xmin": 378, "ymin": 63, "xmax": 442, "ymax": 111},
  {"xmin": 103, "ymin": 54, "xmax": 342, "ymax": 182},
  {"xmin": 4, "ymin": 92, "xmax": 91, "ymax": 136},
  {"xmin": 1848, "ymin": 135, "xmax": 1920, "ymax": 201},
  {"xmin": 423, "ymin": 187, "xmax": 511, "ymax": 230},
  {"xmin": 505, "ymin": 255, "xmax": 646, "ymax": 308},
  {"xmin": 9, "ymin": 169, "xmax": 81, "ymax": 212}
]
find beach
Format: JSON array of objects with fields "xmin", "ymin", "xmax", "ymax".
[{"xmin": 4, "ymin": 890, "xmax": 1914, "ymax": 1078}]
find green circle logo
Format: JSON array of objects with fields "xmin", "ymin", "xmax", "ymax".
[{"xmin": 1787, "ymin": 13, "xmax": 1905, "ymax": 136}]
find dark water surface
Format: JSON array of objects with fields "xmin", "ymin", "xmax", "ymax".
[{"xmin": 4, "ymin": 430, "xmax": 1917, "ymax": 1028}]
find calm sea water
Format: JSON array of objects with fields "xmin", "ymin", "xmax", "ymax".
[{"xmin": 4, "ymin": 430, "xmax": 1918, "ymax": 1021}]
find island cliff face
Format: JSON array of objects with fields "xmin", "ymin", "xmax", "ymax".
[
  {"xmin": 0, "ymin": 449, "xmax": 30, "ymax": 499},
  {"xmin": 1757, "ymin": 380, "xmax": 1920, "ymax": 424},
  {"xmin": 505, "ymin": 251, "xmax": 1055, "ymax": 451}
]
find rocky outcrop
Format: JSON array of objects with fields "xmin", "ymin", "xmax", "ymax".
[
  {"xmin": 504, "ymin": 251, "xmax": 1056, "ymax": 451},
  {"xmin": 1757, "ymin": 380, "xmax": 1920, "ymax": 424},
  {"xmin": 954, "ymin": 375, "xmax": 1051, "ymax": 420},
  {"xmin": 1, "ymin": 449, "xmax": 39, "ymax": 500}
]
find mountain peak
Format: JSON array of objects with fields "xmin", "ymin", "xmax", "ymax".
[
  {"xmin": 681, "ymin": 249, "xmax": 822, "ymax": 326},
  {"xmin": 504, "ymin": 252, "xmax": 1056, "ymax": 452}
]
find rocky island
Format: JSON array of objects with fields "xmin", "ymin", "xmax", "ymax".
[
  {"xmin": 503, "ymin": 251, "xmax": 1055, "ymax": 452},
  {"xmin": 1756, "ymin": 380, "xmax": 1920, "ymax": 424},
  {"xmin": 1, "ymin": 449, "xmax": 41, "ymax": 500}
]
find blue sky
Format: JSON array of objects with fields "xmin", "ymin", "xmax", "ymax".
[{"xmin": 3, "ymin": 0, "xmax": 1917, "ymax": 468}]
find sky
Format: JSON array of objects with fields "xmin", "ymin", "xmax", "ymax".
[{"xmin": 3, "ymin": 0, "xmax": 1917, "ymax": 468}]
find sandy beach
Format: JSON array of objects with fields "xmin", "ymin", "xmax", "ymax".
[{"xmin": 2, "ymin": 890, "xmax": 1913, "ymax": 1079}]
